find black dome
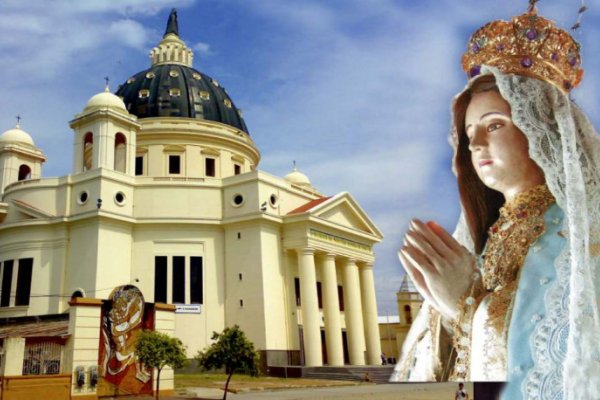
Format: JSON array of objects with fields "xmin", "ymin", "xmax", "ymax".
[{"xmin": 116, "ymin": 64, "xmax": 249, "ymax": 134}]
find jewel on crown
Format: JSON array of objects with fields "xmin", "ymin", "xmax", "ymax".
[{"xmin": 462, "ymin": 8, "xmax": 583, "ymax": 92}]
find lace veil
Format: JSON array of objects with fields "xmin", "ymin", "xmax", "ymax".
[{"xmin": 451, "ymin": 65, "xmax": 600, "ymax": 399}]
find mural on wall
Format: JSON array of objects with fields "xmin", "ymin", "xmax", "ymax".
[{"xmin": 98, "ymin": 285, "xmax": 154, "ymax": 395}]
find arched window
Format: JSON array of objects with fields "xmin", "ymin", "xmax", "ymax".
[
  {"xmin": 70, "ymin": 289, "xmax": 85, "ymax": 301},
  {"xmin": 83, "ymin": 132, "xmax": 93, "ymax": 171},
  {"xmin": 114, "ymin": 133, "xmax": 127, "ymax": 173},
  {"xmin": 403, "ymin": 304, "xmax": 413, "ymax": 324},
  {"xmin": 18, "ymin": 164, "xmax": 31, "ymax": 181}
]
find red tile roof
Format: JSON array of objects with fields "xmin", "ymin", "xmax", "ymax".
[{"xmin": 287, "ymin": 196, "xmax": 332, "ymax": 215}]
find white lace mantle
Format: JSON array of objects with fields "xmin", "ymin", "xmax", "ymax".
[{"xmin": 463, "ymin": 67, "xmax": 600, "ymax": 400}]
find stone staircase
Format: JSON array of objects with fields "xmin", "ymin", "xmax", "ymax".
[{"xmin": 302, "ymin": 365, "xmax": 395, "ymax": 384}]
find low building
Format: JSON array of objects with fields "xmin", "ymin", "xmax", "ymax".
[{"xmin": 378, "ymin": 314, "xmax": 400, "ymax": 364}]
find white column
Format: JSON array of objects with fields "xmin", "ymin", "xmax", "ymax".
[
  {"xmin": 360, "ymin": 263, "xmax": 382, "ymax": 365},
  {"xmin": 297, "ymin": 248, "xmax": 322, "ymax": 366},
  {"xmin": 320, "ymin": 253, "xmax": 344, "ymax": 366},
  {"xmin": 342, "ymin": 258, "xmax": 366, "ymax": 365}
]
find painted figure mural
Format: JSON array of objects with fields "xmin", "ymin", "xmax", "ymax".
[{"xmin": 99, "ymin": 285, "xmax": 153, "ymax": 395}]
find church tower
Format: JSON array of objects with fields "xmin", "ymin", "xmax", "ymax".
[
  {"xmin": 69, "ymin": 86, "xmax": 140, "ymax": 175},
  {"xmin": 396, "ymin": 274, "xmax": 422, "ymax": 326},
  {"xmin": 0, "ymin": 123, "xmax": 46, "ymax": 195},
  {"xmin": 395, "ymin": 275, "xmax": 423, "ymax": 357}
]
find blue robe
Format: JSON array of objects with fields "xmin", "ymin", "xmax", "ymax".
[{"xmin": 503, "ymin": 204, "xmax": 566, "ymax": 399}]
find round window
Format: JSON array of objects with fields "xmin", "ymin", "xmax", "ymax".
[
  {"xmin": 232, "ymin": 194, "xmax": 245, "ymax": 207},
  {"xmin": 78, "ymin": 191, "xmax": 89, "ymax": 205},
  {"xmin": 114, "ymin": 191, "xmax": 126, "ymax": 206},
  {"xmin": 269, "ymin": 194, "xmax": 278, "ymax": 208}
]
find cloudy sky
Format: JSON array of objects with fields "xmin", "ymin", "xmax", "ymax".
[{"xmin": 1, "ymin": 0, "xmax": 598, "ymax": 315}]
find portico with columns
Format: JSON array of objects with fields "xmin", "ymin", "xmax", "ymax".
[{"xmin": 284, "ymin": 192, "xmax": 383, "ymax": 367}]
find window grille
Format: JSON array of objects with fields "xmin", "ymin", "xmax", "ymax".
[{"xmin": 22, "ymin": 341, "xmax": 63, "ymax": 375}]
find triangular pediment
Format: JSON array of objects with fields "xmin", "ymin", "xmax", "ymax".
[
  {"xmin": 318, "ymin": 202, "xmax": 371, "ymax": 233},
  {"xmin": 290, "ymin": 192, "xmax": 382, "ymax": 239}
]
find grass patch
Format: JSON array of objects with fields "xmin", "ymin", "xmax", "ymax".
[{"xmin": 176, "ymin": 372, "xmax": 359, "ymax": 392}]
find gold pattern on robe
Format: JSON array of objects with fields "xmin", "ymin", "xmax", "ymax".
[
  {"xmin": 462, "ymin": 184, "xmax": 555, "ymax": 378},
  {"xmin": 483, "ymin": 184, "xmax": 554, "ymax": 333}
]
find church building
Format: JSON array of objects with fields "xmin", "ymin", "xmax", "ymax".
[{"xmin": 0, "ymin": 10, "xmax": 383, "ymax": 398}]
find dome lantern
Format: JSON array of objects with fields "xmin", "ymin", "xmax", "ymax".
[{"xmin": 150, "ymin": 9, "xmax": 194, "ymax": 67}]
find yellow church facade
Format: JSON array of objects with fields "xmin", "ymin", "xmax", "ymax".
[{"xmin": 0, "ymin": 10, "xmax": 383, "ymax": 398}]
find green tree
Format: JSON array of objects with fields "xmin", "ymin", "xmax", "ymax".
[
  {"xmin": 135, "ymin": 330, "xmax": 187, "ymax": 400},
  {"xmin": 196, "ymin": 325, "xmax": 259, "ymax": 400}
]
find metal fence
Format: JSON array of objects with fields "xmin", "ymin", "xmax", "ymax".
[{"xmin": 22, "ymin": 341, "xmax": 63, "ymax": 375}]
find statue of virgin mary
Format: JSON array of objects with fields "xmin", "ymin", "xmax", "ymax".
[{"xmin": 390, "ymin": 6, "xmax": 600, "ymax": 400}]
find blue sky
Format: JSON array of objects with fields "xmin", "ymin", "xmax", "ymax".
[{"xmin": 1, "ymin": 0, "xmax": 598, "ymax": 315}]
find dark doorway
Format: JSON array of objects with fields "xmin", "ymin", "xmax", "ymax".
[
  {"xmin": 342, "ymin": 330, "xmax": 350, "ymax": 364},
  {"xmin": 320, "ymin": 329, "xmax": 328, "ymax": 365},
  {"xmin": 298, "ymin": 327, "xmax": 305, "ymax": 366}
]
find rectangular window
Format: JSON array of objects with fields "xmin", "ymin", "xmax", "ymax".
[
  {"xmin": 316, "ymin": 281, "xmax": 323, "ymax": 309},
  {"xmin": 338, "ymin": 285, "xmax": 344, "ymax": 311},
  {"xmin": 169, "ymin": 155, "xmax": 181, "ymax": 174},
  {"xmin": 294, "ymin": 277, "xmax": 301, "ymax": 306},
  {"xmin": 1, "ymin": 260, "xmax": 13, "ymax": 307},
  {"xmin": 190, "ymin": 256, "xmax": 203, "ymax": 304},
  {"xmin": 205, "ymin": 158, "xmax": 215, "ymax": 177},
  {"xmin": 234, "ymin": 164, "xmax": 241, "ymax": 175},
  {"xmin": 15, "ymin": 258, "xmax": 33, "ymax": 306},
  {"xmin": 172, "ymin": 256, "xmax": 185, "ymax": 303},
  {"xmin": 135, "ymin": 156, "xmax": 144, "ymax": 176},
  {"xmin": 154, "ymin": 256, "xmax": 167, "ymax": 303}
]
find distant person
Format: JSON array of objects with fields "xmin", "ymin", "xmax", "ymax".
[
  {"xmin": 381, "ymin": 352, "xmax": 387, "ymax": 365},
  {"xmin": 455, "ymin": 383, "xmax": 469, "ymax": 400}
]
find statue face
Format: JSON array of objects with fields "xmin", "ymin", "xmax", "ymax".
[{"xmin": 465, "ymin": 90, "xmax": 545, "ymax": 198}]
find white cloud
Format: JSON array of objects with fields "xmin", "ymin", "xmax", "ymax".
[
  {"xmin": 109, "ymin": 19, "xmax": 150, "ymax": 50},
  {"xmin": 192, "ymin": 41, "xmax": 212, "ymax": 55},
  {"xmin": 3, "ymin": 0, "xmax": 195, "ymax": 16}
]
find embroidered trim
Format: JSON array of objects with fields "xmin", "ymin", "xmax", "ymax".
[
  {"xmin": 482, "ymin": 184, "xmax": 554, "ymax": 338},
  {"xmin": 523, "ymin": 230, "xmax": 569, "ymax": 399},
  {"xmin": 483, "ymin": 184, "xmax": 555, "ymax": 291},
  {"xmin": 449, "ymin": 272, "xmax": 484, "ymax": 381}
]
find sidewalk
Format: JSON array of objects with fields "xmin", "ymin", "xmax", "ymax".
[
  {"xmin": 112, "ymin": 387, "xmax": 223, "ymax": 399},
  {"xmin": 114, "ymin": 382, "xmax": 470, "ymax": 399}
]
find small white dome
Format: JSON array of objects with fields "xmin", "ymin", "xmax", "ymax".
[
  {"xmin": 0, "ymin": 125, "xmax": 35, "ymax": 146},
  {"xmin": 285, "ymin": 166, "xmax": 311, "ymax": 187},
  {"xmin": 84, "ymin": 87, "xmax": 127, "ymax": 113}
]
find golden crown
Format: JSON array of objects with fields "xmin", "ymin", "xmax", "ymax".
[{"xmin": 462, "ymin": 10, "xmax": 583, "ymax": 92}]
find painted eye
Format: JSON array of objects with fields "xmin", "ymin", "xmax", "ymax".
[{"xmin": 487, "ymin": 123, "xmax": 503, "ymax": 132}]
